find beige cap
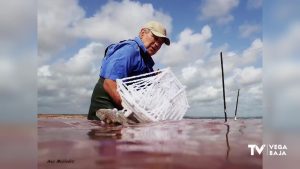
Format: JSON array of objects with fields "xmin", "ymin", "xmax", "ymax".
[{"xmin": 143, "ymin": 21, "xmax": 170, "ymax": 46}]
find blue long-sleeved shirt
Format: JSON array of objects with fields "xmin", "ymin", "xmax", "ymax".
[{"xmin": 100, "ymin": 37, "xmax": 154, "ymax": 80}]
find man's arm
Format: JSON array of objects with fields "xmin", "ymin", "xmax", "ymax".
[{"xmin": 103, "ymin": 79, "xmax": 123, "ymax": 109}]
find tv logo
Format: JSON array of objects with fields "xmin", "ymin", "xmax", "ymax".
[
  {"xmin": 248, "ymin": 144, "xmax": 265, "ymax": 155},
  {"xmin": 248, "ymin": 144, "xmax": 287, "ymax": 156}
]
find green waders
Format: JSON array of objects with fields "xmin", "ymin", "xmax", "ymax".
[{"xmin": 87, "ymin": 78, "xmax": 119, "ymax": 120}]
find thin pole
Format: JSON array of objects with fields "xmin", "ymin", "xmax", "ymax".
[
  {"xmin": 234, "ymin": 89, "xmax": 240, "ymax": 120},
  {"xmin": 220, "ymin": 52, "xmax": 227, "ymax": 122}
]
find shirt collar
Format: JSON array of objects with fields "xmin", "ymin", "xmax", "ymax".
[
  {"xmin": 134, "ymin": 37, "xmax": 155, "ymax": 68},
  {"xmin": 134, "ymin": 37, "xmax": 147, "ymax": 53}
]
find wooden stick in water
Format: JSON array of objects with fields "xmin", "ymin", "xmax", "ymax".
[
  {"xmin": 220, "ymin": 52, "xmax": 227, "ymax": 122},
  {"xmin": 234, "ymin": 89, "xmax": 240, "ymax": 120}
]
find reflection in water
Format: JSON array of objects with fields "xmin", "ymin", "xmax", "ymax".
[
  {"xmin": 87, "ymin": 126, "xmax": 123, "ymax": 140},
  {"xmin": 38, "ymin": 118, "xmax": 262, "ymax": 169},
  {"xmin": 224, "ymin": 124, "xmax": 230, "ymax": 160},
  {"xmin": 239, "ymin": 123, "xmax": 247, "ymax": 135}
]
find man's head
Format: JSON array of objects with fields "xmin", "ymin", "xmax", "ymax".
[{"xmin": 139, "ymin": 21, "xmax": 170, "ymax": 56}]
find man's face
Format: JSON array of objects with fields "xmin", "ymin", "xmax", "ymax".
[{"xmin": 140, "ymin": 29, "xmax": 165, "ymax": 56}]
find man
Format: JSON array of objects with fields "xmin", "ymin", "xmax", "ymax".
[{"xmin": 87, "ymin": 21, "xmax": 170, "ymax": 121}]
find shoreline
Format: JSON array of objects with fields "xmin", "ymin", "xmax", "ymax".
[{"xmin": 38, "ymin": 114, "xmax": 262, "ymax": 119}]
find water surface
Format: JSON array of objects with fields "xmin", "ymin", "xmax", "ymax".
[{"xmin": 38, "ymin": 116, "xmax": 262, "ymax": 169}]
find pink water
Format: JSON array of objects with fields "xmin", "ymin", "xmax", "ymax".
[{"xmin": 38, "ymin": 116, "xmax": 262, "ymax": 169}]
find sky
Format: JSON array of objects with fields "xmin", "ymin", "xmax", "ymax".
[
  {"xmin": 37, "ymin": 0, "xmax": 263, "ymax": 117},
  {"xmin": 1, "ymin": 1, "xmax": 300, "ymax": 168},
  {"xmin": 0, "ymin": 0, "xmax": 300, "ymax": 168}
]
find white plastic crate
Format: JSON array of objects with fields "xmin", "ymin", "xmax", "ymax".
[{"xmin": 116, "ymin": 68, "xmax": 189, "ymax": 123}]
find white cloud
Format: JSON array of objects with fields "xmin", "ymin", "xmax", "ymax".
[
  {"xmin": 38, "ymin": 65, "xmax": 52, "ymax": 77},
  {"xmin": 189, "ymin": 86, "xmax": 220, "ymax": 102},
  {"xmin": 38, "ymin": 0, "xmax": 172, "ymax": 65},
  {"xmin": 156, "ymin": 29, "xmax": 262, "ymax": 113},
  {"xmin": 158, "ymin": 25, "xmax": 212, "ymax": 66},
  {"xmin": 38, "ymin": 0, "xmax": 85, "ymax": 64},
  {"xmin": 247, "ymin": 84, "xmax": 262, "ymax": 97},
  {"xmin": 63, "ymin": 43, "xmax": 103, "ymax": 75},
  {"xmin": 184, "ymin": 65, "xmax": 262, "ymax": 109},
  {"xmin": 247, "ymin": 0, "xmax": 262, "ymax": 9},
  {"xmin": 169, "ymin": 36, "xmax": 263, "ymax": 117},
  {"xmin": 75, "ymin": 0, "xmax": 172, "ymax": 43},
  {"xmin": 240, "ymin": 38, "xmax": 263, "ymax": 66},
  {"xmin": 239, "ymin": 23, "xmax": 261, "ymax": 38},
  {"xmin": 199, "ymin": 0, "xmax": 239, "ymax": 24},
  {"xmin": 230, "ymin": 66, "xmax": 262, "ymax": 87},
  {"xmin": 38, "ymin": 42, "xmax": 104, "ymax": 114},
  {"xmin": 238, "ymin": 66, "xmax": 262, "ymax": 85},
  {"xmin": 182, "ymin": 66, "xmax": 198, "ymax": 81}
]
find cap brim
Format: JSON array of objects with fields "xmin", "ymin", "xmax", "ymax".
[
  {"xmin": 151, "ymin": 30, "xmax": 170, "ymax": 46},
  {"xmin": 164, "ymin": 38, "xmax": 170, "ymax": 46}
]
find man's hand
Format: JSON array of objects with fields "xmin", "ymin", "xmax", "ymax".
[
  {"xmin": 96, "ymin": 109, "xmax": 138, "ymax": 125},
  {"xmin": 103, "ymin": 79, "xmax": 123, "ymax": 109}
]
